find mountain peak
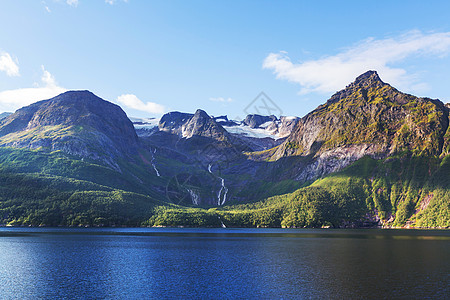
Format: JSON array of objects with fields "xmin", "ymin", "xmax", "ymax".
[
  {"xmin": 352, "ymin": 70, "xmax": 385, "ymax": 88},
  {"xmin": 194, "ymin": 109, "xmax": 210, "ymax": 119},
  {"xmin": 59, "ymin": 90, "xmax": 94, "ymax": 96},
  {"xmin": 355, "ymin": 70, "xmax": 380, "ymax": 81},
  {"xmin": 0, "ymin": 91, "xmax": 138, "ymax": 159}
]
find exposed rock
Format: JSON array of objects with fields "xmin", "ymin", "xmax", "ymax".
[
  {"xmin": 243, "ymin": 114, "xmax": 277, "ymax": 128},
  {"xmin": 182, "ymin": 109, "xmax": 228, "ymax": 139},
  {"xmin": 277, "ymin": 116, "xmax": 300, "ymax": 138},
  {"xmin": 159, "ymin": 111, "xmax": 193, "ymax": 135}
]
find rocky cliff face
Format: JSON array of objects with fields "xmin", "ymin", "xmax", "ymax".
[
  {"xmin": 272, "ymin": 71, "xmax": 449, "ymax": 181},
  {"xmin": 0, "ymin": 91, "xmax": 139, "ymax": 168}
]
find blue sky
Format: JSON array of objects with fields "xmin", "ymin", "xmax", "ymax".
[{"xmin": 1, "ymin": 1, "xmax": 450, "ymax": 119}]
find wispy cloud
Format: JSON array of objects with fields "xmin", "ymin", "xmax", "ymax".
[
  {"xmin": 263, "ymin": 31, "xmax": 450, "ymax": 95},
  {"xmin": 116, "ymin": 94, "xmax": 165, "ymax": 114},
  {"xmin": 0, "ymin": 52, "xmax": 19, "ymax": 77},
  {"xmin": 209, "ymin": 97, "xmax": 233, "ymax": 103},
  {"xmin": 105, "ymin": 0, "xmax": 128, "ymax": 5},
  {"xmin": 66, "ymin": 0, "xmax": 79, "ymax": 7},
  {"xmin": 0, "ymin": 66, "xmax": 66, "ymax": 112},
  {"xmin": 42, "ymin": 0, "xmax": 128, "ymax": 12}
]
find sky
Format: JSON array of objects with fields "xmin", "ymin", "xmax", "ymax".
[{"xmin": 1, "ymin": 1, "xmax": 450, "ymax": 120}]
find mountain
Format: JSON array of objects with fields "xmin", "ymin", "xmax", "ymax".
[
  {"xmin": 0, "ymin": 91, "xmax": 139, "ymax": 169},
  {"xmin": 158, "ymin": 109, "xmax": 230, "ymax": 141},
  {"xmin": 269, "ymin": 70, "xmax": 449, "ymax": 181},
  {"xmin": 0, "ymin": 71, "xmax": 448, "ymax": 228}
]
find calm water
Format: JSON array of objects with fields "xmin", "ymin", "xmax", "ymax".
[{"xmin": 0, "ymin": 228, "xmax": 448, "ymax": 299}]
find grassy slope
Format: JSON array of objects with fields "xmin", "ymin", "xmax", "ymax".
[
  {"xmin": 0, "ymin": 147, "xmax": 168, "ymax": 200},
  {"xmin": 0, "ymin": 147, "xmax": 169, "ymax": 226},
  {"xmin": 214, "ymin": 155, "xmax": 449, "ymax": 228}
]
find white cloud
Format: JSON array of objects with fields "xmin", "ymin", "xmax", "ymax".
[
  {"xmin": 105, "ymin": 0, "xmax": 128, "ymax": 5},
  {"xmin": 0, "ymin": 66, "xmax": 66, "ymax": 112},
  {"xmin": 0, "ymin": 52, "xmax": 19, "ymax": 77},
  {"xmin": 41, "ymin": 65, "xmax": 57, "ymax": 86},
  {"xmin": 263, "ymin": 31, "xmax": 450, "ymax": 95},
  {"xmin": 66, "ymin": 0, "xmax": 79, "ymax": 7},
  {"xmin": 209, "ymin": 97, "xmax": 233, "ymax": 103},
  {"xmin": 116, "ymin": 94, "xmax": 165, "ymax": 114}
]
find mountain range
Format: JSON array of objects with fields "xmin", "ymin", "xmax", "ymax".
[{"xmin": 0, "ymin": 71, "xmax": 448, "ymax": 228}]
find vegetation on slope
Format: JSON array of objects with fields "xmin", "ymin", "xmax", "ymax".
[
  {"xmin": 1, "ymin": 153, "xmax": 448, "ymax": 228},
  {"xmin": 215, "ymin": 155, "xmax": 449, "ymax": 228}
]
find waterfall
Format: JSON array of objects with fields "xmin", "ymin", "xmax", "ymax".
[
  {"xmin": 209, "ymin": 164, "xmax": 228, "ymax": 206},
  {"xmin": 218, "ymin": 216, "xmax": 226, "ymax": 228},
  {"xmin": 218, "ymin": 177, "xmax": 228, "ymax": 206},
  {"xmin": 186, "ymin": 188, "xmax": 199, "ymax": 205},
  {"xmin": 151, "ymin": 148, "xmax": 161, "ymax": 177}
]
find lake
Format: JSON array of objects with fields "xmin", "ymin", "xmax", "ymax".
[{"xmin": 0, "ymin": 228, "xmax": 448, "ymax": 299}]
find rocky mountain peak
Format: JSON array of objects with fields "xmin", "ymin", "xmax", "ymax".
[
  {"xmin": 353, "ymin": 70, "xmax": 384, "ymax": 87},
  {"xmin": 325, "ymin": 71, "xmax": 390, "ymax": 106},
  {"xmin": 182, "ymin": 109, "xmax": 227, "ymax": 139},
  {"xmin": 193, "ymin": 109, "xmax": 209, "ymax": 119},
  {"xmin": 333, "ymin": 70, "xmax": 387, "ymax": 99}
]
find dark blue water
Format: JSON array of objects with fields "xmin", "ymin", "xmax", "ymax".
[{"xmin": 0, "ymin": 228, "xmax": 448, "ymax": 299}]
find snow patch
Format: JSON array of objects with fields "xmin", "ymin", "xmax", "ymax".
[
  {"xmin": 223, "ymin": 124, "xmax": 280, "ymax": 139},
  {"xmin": 131, "ymin": 117, "xmax": 160, "ymax": 130}
]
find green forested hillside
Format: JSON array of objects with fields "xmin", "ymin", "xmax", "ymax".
[
  {"xmin": 214, "ymin": 155, "xmax": 449, "ymax": 228},
  {"xmin": 1, "ymin": 153, "xmax": 448, "ymax": 228}
]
